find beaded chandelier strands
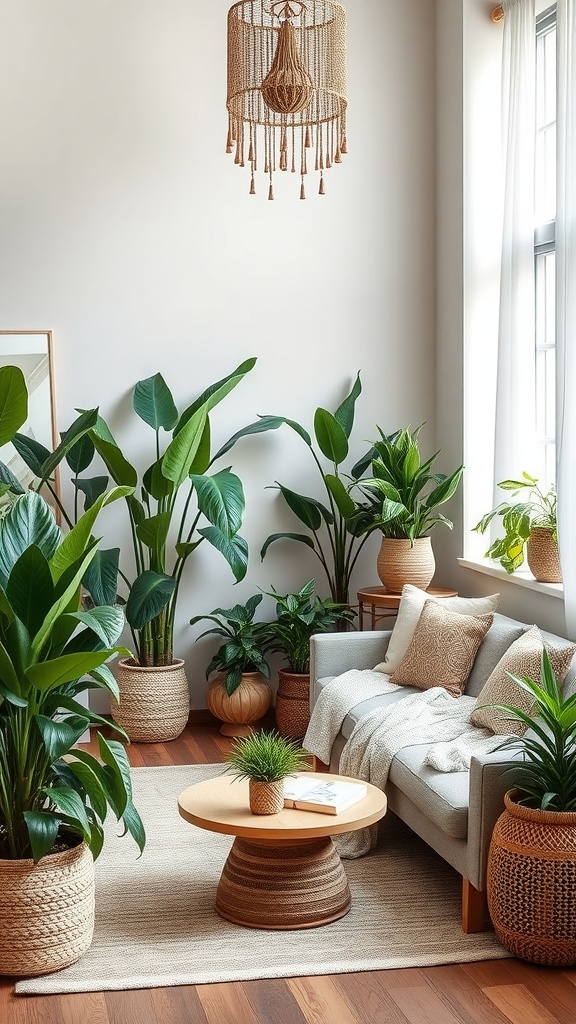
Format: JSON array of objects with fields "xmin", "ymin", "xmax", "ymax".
[{"xmin": 226, "ymin": 1, "xmax": 348, "ymax": 199}]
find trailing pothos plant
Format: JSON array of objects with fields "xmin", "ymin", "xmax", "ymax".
[{"xmin": 473, "ymin": 473, "xmax": 557, "ymax": 574}]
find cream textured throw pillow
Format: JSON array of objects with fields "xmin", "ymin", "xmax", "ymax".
[
  {"xmin": 374, "ymin": 584, "xmax": 500, "ymax": 675},
  {"xmin": 470, "ymin": 624, "xmax": 576, "ymax": 736},
  {"xmin": 389, "ymin": 601, "xmax": 494, "ymax": 697}
]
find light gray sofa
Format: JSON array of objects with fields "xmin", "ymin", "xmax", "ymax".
[{"xmin": 309, "ymin": 611, "xmax": 576, "ymax": 933}]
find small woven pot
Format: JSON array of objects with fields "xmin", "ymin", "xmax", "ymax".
[
  {"xmin": 275, "ymin": 670, "xmax": 310, "ymax": 740},
  {"xmin": 249, "ymin": 779, "xmax": 284, "ymax": 815},
  {"xmin": 112, "ymin": 658, "xmax": 190, "ymax": 743},
  {"xmin": 487, "ymin": 789, "xmax": 576, "ymax": 966},
  {"xmin": 206, "ymin": 671, "xmax": 272, "ymax": 737},
  {"xmin": 526, "ymin": 527, "xmax": 562, "ymax": 583},
  {"xmin": 377, "ymin": 536, "xmax": 435, "ymax": 593},
  {"xmin": 0, "ymin": 840, "xmax": 94, "ymax": 976}
]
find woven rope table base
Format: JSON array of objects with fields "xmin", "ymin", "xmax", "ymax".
[{"xmin": 215, "ymin": 836, "xmax": 351, "ymax": 930}]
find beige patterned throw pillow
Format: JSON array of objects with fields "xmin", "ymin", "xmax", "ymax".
[
  {"xmin": 389, "ymin": 600, "xmax": 494, "ymax": 697},
  {"xmin": 470, "ymin": 624, "xmax": 576, "ymax": 736}
]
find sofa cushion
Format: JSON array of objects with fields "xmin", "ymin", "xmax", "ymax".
[
  {"xmin": 388, "ymin": 745, "xmax": 469, "ymax": 839},
  {"xmin": 471, "ymin": 624, "xmax": 576, "ymax": 735},
  {"xmin": 389, "ymin": 601, "xmax": 494, "ymax": 697},
  {"xmin": 464, "ymin": 616, "xmax": 526, "ymax": 697},
  {"xmin": 374, "ymin": 585, "xmax": 500, "ymax": 675}
]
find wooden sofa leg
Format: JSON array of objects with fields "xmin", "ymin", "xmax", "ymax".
[{"xmin": 462, "ymin": 878, "xmax": 488, "ymax": 933}]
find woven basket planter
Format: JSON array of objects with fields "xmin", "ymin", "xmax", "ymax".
[
  {"xmin": 249, "ymin": 779, "xmax": 285, "ymax": 815},
  {"xmin": 377, "ymin": 536, "xmax": 436, "ymax": 594},
  {"xmin": 206, "ymin": 671, "xmax": 272, "ymax": 737},
  {"xmin": 112, "ymin": 658, "xmax": 190, "ymax": 743},
  {"xmin": 487, "ymin": 790, "xmax": 576, "ymax": 966},
  {"xmin": 275, "ymin": 670, "xmax": 310, "ymax": 740},
  {"xmin": 0, "ymin": 840, "xmax": 94, "ymax": 976},
  {"xmin": 526, "ymin": 527, "xmax": 562, "ymax": 583}
]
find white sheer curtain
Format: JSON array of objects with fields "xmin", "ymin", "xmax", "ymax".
[
  {"xmin": 493, "ymin": 0, "xmax": 537, "ymax": 494},
  {"xmin": 556, "ymin": 0, "xmax": 576, "ymax": 633}
]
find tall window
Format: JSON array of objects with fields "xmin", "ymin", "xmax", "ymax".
[{"xmin": 534, "ymin": 5, "xmax": 556, "ymax": 488}]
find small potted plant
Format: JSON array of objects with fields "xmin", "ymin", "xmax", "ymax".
[
  {"xmin": 224, "ymin": 729, "xmax": 308, "ymax": 814},
  {"xmin": 484, "ymin": 649, "xmax": 576, "ymax": 965},
  {"xmin": 263, "ymin": 578, "xmax": 354, "ymax": 739},
  {"xmin": 351, "ymin": 424, "xmax": 463, "ymax": 593},
  {"xmin": 473, "ymin": 472, "xmax": 560, "ymax": 581},
  {"xmin": 190, "ymin": 594, "xmax": 272, "ymax": 736}
]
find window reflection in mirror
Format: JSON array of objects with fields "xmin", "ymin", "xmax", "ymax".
[{"xmin": 0, "ymin": 330, "xmax": 57, "ymax": 494}]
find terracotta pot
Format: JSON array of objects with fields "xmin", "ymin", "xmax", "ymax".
[
  {"xmin": 249, "ymin": 779, "xmax": 284, "ymax": 815},
  {"xmin": 112, "ymin": 658, "xmax": 190, "ymax": 743},
  {"xmin": 206, "ymin": 670, "xmax": 272, "ymax": 737},
  {"xmin": 526, "ymin": 527, "xmax": 562, "ymax": 583},
  {"xmin": 487, "ymin": 789, "xmax": 576, "ymax": 966},
  {"xmin": 0, "ymin": 841, "xmax": 94, "ymax": 976},
  {"xmin": 376, "ymin": 536, "xmax": 435, "ymax": 594},
  {"xmin": 275, "ymin": 669, "xmax": 310, "ymax": 740}
]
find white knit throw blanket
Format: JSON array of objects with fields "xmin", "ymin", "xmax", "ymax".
[{"xmin": 303, "ymin": 669, "xmax": 400, "ymax": 765}]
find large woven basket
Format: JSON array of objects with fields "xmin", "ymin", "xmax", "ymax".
[
  {"xmin": 0, "ymin": 840, "xmax": 94, "ymax": 976},
  {"xmin": 487, "ymin": 790, "xmax": 576, "ymax": 965},
  {"xmin": 275, "ymin": 670, "xmax": 310, "ymax": 740},
  {"xmin": 249, "ymin": 779, "xmax": 284, "ymax": 815},
  {"xmin": 112, "ymin": 657, "xmax": 190, "ymax": 743},
  {"xmin": 377, "ymin": 536, "xmax": 435, "ymax": 593},
  {"xmin": 526, "ymin": 527, "xmax": 562, "ymax": 583}
]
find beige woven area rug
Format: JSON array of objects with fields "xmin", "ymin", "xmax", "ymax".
[{"xmin": 16, "ymin": 763, "xmax": 510, "ymax": 995}]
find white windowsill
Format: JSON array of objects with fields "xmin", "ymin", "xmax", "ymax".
[{"xmin": 458, "ymin": 558, "xmax": 564, "ymax": 600}]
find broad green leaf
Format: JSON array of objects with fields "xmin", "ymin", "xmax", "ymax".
[
  {"xmin": 212, "ymin": 415, "xmax": 284, "ymax": 461},
  {"xmin": 197, "ymin": 527, "xmax": 248, "ymax": 581},
  {"xmin": 0, "ymin": 365, "xmax": 28, "ymax": 445},
  {"xmin": 0, "ymin": 636, "xmax": 25, "ymax": 703},
  {"xmin": 276, "ymin": 483, "xmax": 323, "ymax": 531},
  {"xmin": 63, "ymin": 429, "xmax": 95, "ymax": 475},
  {"xmin": 175, "ymin": 539, "xmax": 201, "ymax": 559},
  {"xmin": 162, "ymin": 407, "xmax": 208, "ymax": 488},
  {"xmin": 63, "ymin": 605, "xmax": 125, "ymax": 647},
  {"xmin": 188, "ymin": 418, "xmax": 211, "ymax": 475},
  {"xmin": 314, "ymin": 408, "xmax": 349, "ymax": 465},
  {"xmin": 11, "ymin": 434, "xmax": 51, "ymax": 477},
  {"xmin": 333, "ymin": 372, "xmax": 361, "ymax": 439},
  {"xmin": 73, "ymin": 475, "xmax": 109, "ymax": 510},
  {"xmin": 260, "ymin": 532, "xmax": 315, "ymax": 559},
  {"xmin": 120, "ymin": 801, "xmax": 146, "ymax": 856},
  {"xmin": 88, "ymin": 662, "xmax": 120, "ymax": 700},
  {"xmin": 0, "ymin": 460, "xmax": 25, "ymax": 495},
  {"xmin": 125, "ymin": 570, "xmax": 176, "ymax": 630},
  {"xmin": 424, "ymin": 467, "xmax": 463, "ymax": 509},
  {"xmin": 36, "ymin": 716, "xmax": 91, "ymax": 760},
  {"xmin": 39, "ymin": 408, "xmax": 99, "ymax": 486},
  {"xmin": 42, "ymin": 785, "xmax": 91, "ymax": 838},
  {"xmin": 324, "ymin": 474, "xmax": 357, "ymax": 519},
  {"xmin": 65, "ymin": 760, "xmax": 108, "ymax": 821},
  {"xmin": 136, "ymin": 512, "xmax": 171, "ymax": 560},
  {"xmin": 97, "ymin": 734, "xmax": 133, "ymax": 811},
  {"xmin": 50, "ymin": 485, "xmax": 133, "ymax": 583},
  {"xmin": 27, "ymin": 648, "xmax": 127, "ymax": 692},
  {"xmin": 133, "ymin": 373, "xmax": 178, "ymax": 431},
  {"xmin": 6, "ymin": 544, "xmax": 55, "ymax": 637},
  {"xmin": 30, "ymin": 543, "xmax": 102, "ymax": 662},
  {"xmin": 175, "ymin": 358, "xmax": 256, "ymax": 434},
  {"xmin": 90, "ymin": 433, "xmax": 138, "ymax": 488},
  {"xmin": 142, "ymin": 459, "xmax": 174, "ymax": 501},
  {"xmin": 23, "ymin": 811, "xmax": 60, "ymax": 862},
  {"xmin": 191, "ymin": 469, "xmax": 245, "ymax": 536},
  {"xmin": 0, "ymin": 491, "xmax": 61, "ymax": 584}
]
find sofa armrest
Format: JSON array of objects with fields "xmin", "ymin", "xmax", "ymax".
[
  {"xmin": 309, "ymin": 630, "xmax": 392, "ymax": 707},
  {"xmin": 466, "ymin": 747, "xmax": 522, "ymax": 890}
]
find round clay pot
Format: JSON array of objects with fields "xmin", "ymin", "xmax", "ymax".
[
  {"xmin": 249, "ymin": 779, "xmax": 285, "ymax": 815},
  {"xmin": 526, "ymin": 527, "xmax": 562, "ymax": 583},
  {"xmin": 206, "ymin": 671, "xmax": 272, "ymax": 736},
  {"xmin": 487, "ymin": 790, "xmax": 576, "ymax": 966},
  {"xmin": 0, "ymin": 840, "xmax": 94, "ymax": 976},
  {"xmin": 275, "ymin": 670, "xmax": 310, "ymax": 740},
  {"xmin": 112, "ymin": 658, "xmax": 190, "ymax": 743},
  {"xmin": 376, "ymin": 536, "xmax": 435, "ymax": 593}
]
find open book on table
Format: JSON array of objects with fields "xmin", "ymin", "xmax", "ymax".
[{"xmin": 283, "ymin": 776, "xmax": 368, "ymax": 815}]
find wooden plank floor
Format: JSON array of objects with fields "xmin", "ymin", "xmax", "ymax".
[{"xmin": 2, "ymin": 720, "xmax": 576, "ymax": 1024}]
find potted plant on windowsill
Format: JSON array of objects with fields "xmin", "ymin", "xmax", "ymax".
[
  {"xmin": 190, "ymin": 594, "xmax": 272, "ymax": 736},
  {"xmin": 350, "ymin": 425, "xmax": 463, "ymax": 593},
  {"xmin": 483, "ymin": 649, "xmax": 576, "ymax": 965},
  {"xmin": 224, "ymin": 729, "xmax": 308, "ymax": 814},
  {"xmin": 262, "ymin": 578, "xmax": 354, "ymax": 739},
  {"xmin": 472, "ymin": 473, "xmax": 560, "ymax": 582}
]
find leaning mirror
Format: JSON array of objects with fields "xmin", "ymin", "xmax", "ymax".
[{"xmin": 0, "ymin": 330, "xmax": 57, "ymax": 493}]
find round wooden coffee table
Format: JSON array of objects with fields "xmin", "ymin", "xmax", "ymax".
[{"xmin": 178, "ymin": 772, "xmax": 387, "ymax": 930}]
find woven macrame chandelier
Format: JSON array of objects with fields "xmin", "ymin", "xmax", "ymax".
[{"xmin": 226, "ymin": 1, "xmax": 348, "ymax": 199}]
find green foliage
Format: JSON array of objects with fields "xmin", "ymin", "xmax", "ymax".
[
  {"xmin": 0, "ymin": 490, "xmax": 146, "ymax": 862},
  {"xmin": 480, "ymin": 649, "xmax": 576, "ymax": 811},
  {"xmin": 350, "ymin": 425, "xmax": 463, "ymax": 543},
  {"xmin": 473, "ymin": 472, "xmax": 557, "ymax": 573},
  {"xmin": 263, "ymin": 578, "xmax": 354, "ymax": 674},
  {"xmin": 190, "ymin": 594, "xmax": 271, "ymax": 696},
  {"xmin": 224, "ymin": 729, "xmax": 308, "ymax": 782},
  {"xmin": 257, "ymin": 373, "xmax": 375, "ymax": 605}
]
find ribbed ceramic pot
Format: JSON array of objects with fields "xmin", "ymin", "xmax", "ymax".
[
  {"xmin": 487, "ymin": 790, "xmax": 576, "ymax": 966},
  {"xmin": 206, "ymin": 671, "xmax": 272, "ymax": 737},
  {"xmin": 249, "ymin": 779, "xmax": 285, "ymax": 815},
  {"xmin": 0, "ymin": 841, "xmax": 94, "ymax": 976},
  {"xmin": 376, "ymin": 536, "xmax": 435, "ymax": 593},
  {"xmin": 112, "ymin": 658, "xmax": 190, "ymax": 743},
  {"xmin": 526, "ymin": 527, "xmax": 562, "ymax": 583},
  {"xmin": 275, "ymin": 670, "xmax": 310, "ymax": 740}
]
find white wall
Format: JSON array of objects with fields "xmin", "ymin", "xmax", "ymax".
[{"xmin": 0, "ymin": 0, "xmax": 438, "ymax": 705}]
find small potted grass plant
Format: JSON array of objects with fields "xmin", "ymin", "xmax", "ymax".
[{"xmin": 224, "ymin": 729, "xmax": 308, "ymax": 814}]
